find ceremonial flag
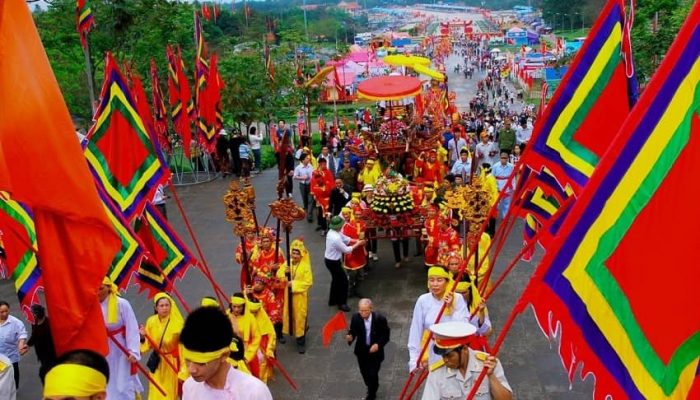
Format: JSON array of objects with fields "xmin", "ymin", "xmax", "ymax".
[
  {"xmin": 523, "ymin": 4, "xmax": 700, "ymax": 398},
  {"xmin": 0, "ymin": 0, "xmax": 121, "ymax": 355},
  {"xmin": 98, "ymin": 188, "xmax": 145, "ymax": 290},
  {"xmin": 264, "ymin": 42, "xmax": 275, "ymax": 82},
  {"xmin": 197, "ymin": 54, "xmax": 222, "ymax": 153},
  {"xmin": 201, "ymin": 3, "xmax": 211, "ymax": 21},
  {"xmin": 514, "ymin": 0, "xmax": 638, "ymax": 255},
  {"xmin": 522, "ymin": 0, "xmax": 638, "ymax": 191},
  {"xmin": 0, "ymin": 193, "xmax": 42, "ymax": 320},
  {"xmin": 166, "ymin": 45, "xmax": 193, "ymax": 157},
  {"xmin": 209, "ymin": 54, "xmax": 225, "ymax": 132},
  {"xmin": 76, "ymin": 0, "xmax": 95, "ymax": 49},
  {"xmin": 85, "ymin": 53, "xmax": 168, "ymax": 221},
  {"xmin": 321, "ymin": 311, "xmax": 348, "ymax": 347},
  {"xmin": 150, "ymin": 59, "xmax": 171, "ymax": 153},
  {"xmin": 135, "ymin": 203, "xmax": 197, "ymax": 298},
  {"xmin": 194, "ymin": 11, "xmax": 209, "ymax": 103},
  {"xmin": 213, "ymin": 3, "xmax": 220, "ymax": 22}
]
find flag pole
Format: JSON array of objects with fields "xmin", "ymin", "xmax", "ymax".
[{"xmin": 82, "ymin": 37, "xmax": 97, "ymax": 114}]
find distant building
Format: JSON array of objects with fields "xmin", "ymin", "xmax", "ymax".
[{"xmin": 337, "ymin": 1, "xmax": 361, "ymax": 16}]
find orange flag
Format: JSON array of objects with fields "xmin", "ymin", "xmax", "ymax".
[
  {"xmin": 321, "ymin": 311, "xmax": 348, "ymax": 347},
  {"xmin": 0, "ymin": 0, "xmax": 120, "ymax": 356}
]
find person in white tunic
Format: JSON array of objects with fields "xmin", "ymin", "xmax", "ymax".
[
  {"xmin": 180, "ymin": 306, "xmax": 272, "ymax": 400},
  {"xmin": 407, "ymin": 267, "xmax": 469, "ymax": 372},
  {"xmin": 98, "ymin": 277, "xmax": 143, "ymax": 400},
  {"xmin": 422, "ymin": 321, "xmax": 512, "ymax": 400},
  {"xmin": 0, "ymin": 354, "xmax": 16, "ymax": 400}
]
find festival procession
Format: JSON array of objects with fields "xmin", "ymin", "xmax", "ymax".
[{"xmin": 0, "ymin": 0, "xmax": 698, "ymax": 398}]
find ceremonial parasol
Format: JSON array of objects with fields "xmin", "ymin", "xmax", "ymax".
[
  {"xmin": 357, "ymin": 75, "xmax": 422, "ymax": 101},
  {"xmin": 412, "ymin": 64, "xmax": 445, "ymax": 82},
  {"xmin": 383, "ymin": 54, "xmax": 431, "ymax": 67}
]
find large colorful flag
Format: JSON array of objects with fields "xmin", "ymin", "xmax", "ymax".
[
  {"xmin": 522, "ymin": 0, "xmax": 638, "ymax": 192},
  {"xmin": 166, "ymin": 45, "xmax": 193, "ymax": 157},
  {"xmin": 196, "ymin": 54, "xmax": 222, "ymax": 153},
  {"xmin": 523, "ymin": 4, "xmax": 700, "ymax": 398},
  {"xmin": 98, "ymin": 188, "xmax": 146, "ymax": 290},
  {"xmin": 150, "ymin": 59, "xmax": 171, "ymax": 153},
  {"xmin": 129, "ymin": 68, "xmax": 171, "ymax": 173},
  {"xmin": 76, "ymin": 0, "xmax": 95, "ymax": 49},
  {"xmin": 135, "ymin": 203, "xmax": 197, "ymax": 298},
  {"xmin": 0, "ymin": 0, "xmax": 121, "ymax": 356},
  {"xmin": 0, "ymin": 193, "xmax": 42, "ymax": 321},
  {"xmin": 84, "ymin": 53, "xmax": 168, "ymax": 221},
  {"xmin": 513, "ymin": 0, "xmax": 638, "ymax": 255}
]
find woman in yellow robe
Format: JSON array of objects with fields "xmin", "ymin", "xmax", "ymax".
[
  {"xmin": 139, "ymin": 292, "xmax": 184, "ymax": 400},
  {"xmin": 247, "ymin": 299, "xmax": 276, "ymax": 383},
  {"xmin": 276, "ymin": 238, "xmax": 314, "ymax": 354}
]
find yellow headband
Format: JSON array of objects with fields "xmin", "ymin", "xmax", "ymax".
[
  {"xmin": 427, "ymin": 267, "xmax": 450, "ymax": 280},
  {"xmin": 230, "ymin": 296, "xmax": 246, "ymax": 306},
  {"xmin": 44, "ymin": 364, "xmax": 107, "ymax": 397},
  {"xmin": 154, "ymin": 292, "xmax": 185, "ymax": 326},
  {"xmin": 455, "ymin": 281, "xmax": 469, "ymax": 293},
  {"xmin": 102, "ymin": 277, "xmax": 118, "ymax": 324},
  {"xmin": 247, "ymin": 301, "xmax": 262, "ymax": 312},
  {"xmin": 182, "ymin": 346, "xmax": 230, "ymax": 364},
  {"xmin": 200, "ymin": 297, "xmax": 219, "ymax": 307}
]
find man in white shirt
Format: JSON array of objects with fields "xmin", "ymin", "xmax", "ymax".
[
  {"xmin": 0, "ymin": 301, "xmax": 27, "ymax": 389},
  {"xmin": 248, "ymin": 126, "xmax": 263, "ymax": 174},
  {"xmin": 422, "ymin": 321, "xmax": 512, "ymax": 400},
  {"xmin": 474, "ymin": 132, "xmax": 499, "ymax": 171},
  {"xmin": 293, "ymin": 153, "xmax": 315, "ymax": 221},
  {"xmin": 181, "ymin": 307, "xmax": 272, "ymax": 400},
  {"xmin": 324, "ymin": 216, "xmax": 365, "ymax": 312},
  {"xmin": 491, "ymin": 152, "xmax": 515, "ymax": 218}
]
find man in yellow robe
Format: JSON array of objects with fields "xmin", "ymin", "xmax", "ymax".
[{"xmin": 276, "ymin": 238, "xmax": 314, "ymax": 354}]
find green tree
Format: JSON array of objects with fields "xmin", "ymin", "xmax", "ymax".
[{"xmin": 631, "ymin": 0, "xmax": 693, "ymax": 84}]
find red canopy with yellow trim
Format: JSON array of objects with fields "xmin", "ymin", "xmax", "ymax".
[{"xmin": 357, "ymin": 76, "xmax": 422, "ymax": 101}]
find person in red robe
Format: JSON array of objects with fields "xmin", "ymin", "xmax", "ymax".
[
  {"xmin": 250, "ymin": 228, "xmax": 287, "ymax": 341},
  {"xmin": 414, "ymin": 149, "xmax": 444, "ymax": 186},
  {"xmin": 310, "ymin": 158, "xmax": 335, "ymax": 234},
  {"xmin": 340, "ymin": 207, "xmax": 367, "ymax": 298},
  {"xmin": 247, "ymin": 275, "xmax": 282, "ymax": 327},
  {"xmin": 424, "ymin": 210, "xmax": 460, "ymax": 267},
  {"xmin": 234, "ymin": 228, "xmax": 258, "ymax": 286}
]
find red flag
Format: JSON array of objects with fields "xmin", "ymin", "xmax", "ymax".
[
  {"xmin": 321, "ymin": 311, "xmax": 348, "ymax": 347},
  {"xmin": 201, "ymin": 4, "xmax": 211, "ymax": 21},
  {"xmin": 213, "ymin": 3, "xmax": 220, "ymax": 22},
  {"xmin": 0, "ymin": 0, "xmax": 120, "ymax": 356},
  {"xmin": 150, "ymin": 59, "xmax": 170, "ymax": 153},
  {"xmin": 166, "ymin": 45, "xmax": 193, "ymax": 157}
]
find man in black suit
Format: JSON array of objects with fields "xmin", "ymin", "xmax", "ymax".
[
  {"xmin": 346, "ymin": 298, "xmax": 391, "ymax": 400},
  {"xmin": 329, "ymin": 178, "xmax": 354, "ymax": 216}
]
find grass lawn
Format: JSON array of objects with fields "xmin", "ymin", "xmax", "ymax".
[{"xmin": 554, "ymin": 28, "xmax": 590, "ymax": 40}]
